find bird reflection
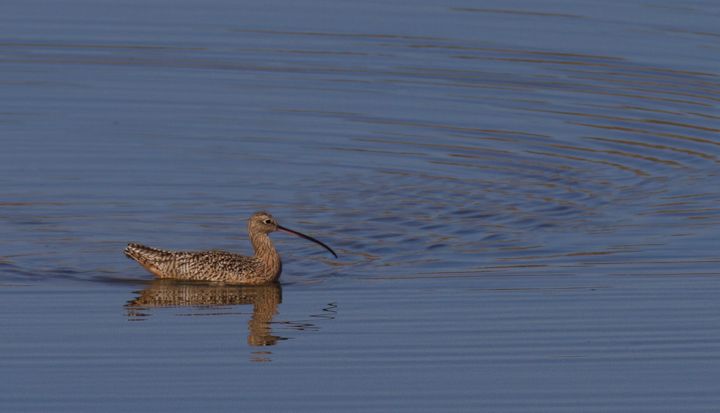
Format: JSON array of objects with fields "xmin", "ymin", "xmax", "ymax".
[{"xmin": 125, "ymin": 279, "xmax": 285, "ymax": 346}]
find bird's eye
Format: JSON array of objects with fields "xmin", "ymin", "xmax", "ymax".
[{"xmin": 264, "ymin": 219, "xmax": 272, "ymax": 224}]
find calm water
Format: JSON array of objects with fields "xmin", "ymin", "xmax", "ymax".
[{"xmin": 2, "ymin": 0, "xmax": 720, "ymax": 411}]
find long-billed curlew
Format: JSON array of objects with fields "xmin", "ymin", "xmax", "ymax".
[{"xmin": 124, "ymin": 211, "xmax": 336, "ymax": 284}]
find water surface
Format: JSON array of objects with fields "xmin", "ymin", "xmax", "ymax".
[{"xmin": 1, "ymin": 1, "xmax": 719, "ymax": 411}]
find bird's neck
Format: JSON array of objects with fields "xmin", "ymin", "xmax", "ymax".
[{"xmin": 250, "ymin": 232, "xmax": 282, "ymax": 279}]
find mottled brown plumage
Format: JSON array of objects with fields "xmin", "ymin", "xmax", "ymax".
[{"xmin": 124, "ymin": 211, "xmax": 336, "ymax": 284}]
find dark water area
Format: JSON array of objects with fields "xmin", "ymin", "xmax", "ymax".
[{"xmin": 2, "ymin": 1, "xmax": 720, "ymax": 411}]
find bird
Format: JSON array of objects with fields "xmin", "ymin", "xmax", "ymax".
[{"xmin": 124, "ymin": 211, "xmax": 336, "ymax": 284}]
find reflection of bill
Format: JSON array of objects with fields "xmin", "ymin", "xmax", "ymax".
[{"xmin": 125, "ymin": 280, "xmax": 285, "ymax": 347}]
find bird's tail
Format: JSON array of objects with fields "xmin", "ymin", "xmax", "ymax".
[{"xmin": 124, "ymin": 243, "xmax": 174, "ymax": 278}]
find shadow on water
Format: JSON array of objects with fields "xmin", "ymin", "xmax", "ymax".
[
  {"xmin": 126, "ymin": 280, "xmax": 285, "ymax": 347},
  {"xmin": 124, "ymin": 279, "xmax": 337, "ymax": 356}
]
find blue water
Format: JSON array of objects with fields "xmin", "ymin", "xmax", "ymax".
[{"xmin": 1, "ymin": 0, "xmax": 720, "ymax": 411}]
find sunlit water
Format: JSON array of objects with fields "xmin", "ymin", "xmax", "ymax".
[{"xmin": 1, "ymin": 1, "xmax": 719, "ymax": 411}]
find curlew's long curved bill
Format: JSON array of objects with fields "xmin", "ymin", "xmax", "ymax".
[{"xmin": 276, "ymin": 225, "xmax": 338, "ymax": 258}]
